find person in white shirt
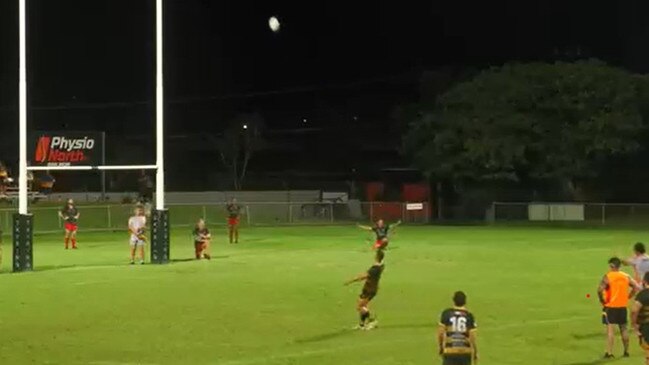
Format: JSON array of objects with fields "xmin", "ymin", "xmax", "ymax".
[
  {"xmin": 623, "ymin": 242, "xmax": 649, "ymax": 283},
  {"xmin": 128, "ymin": 205, "xmax": 147, "ymax": 265}
]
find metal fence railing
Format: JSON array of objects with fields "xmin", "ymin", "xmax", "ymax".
[
  {"xmin": 490, "ymin": 202, "xmax": 649, "ymax": 226},
  {"xmin": 0, "ymin": 201, "xmax": 431, "ymax": 235}
]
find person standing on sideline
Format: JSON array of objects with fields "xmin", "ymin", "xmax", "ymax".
[
  {"xmin": 128, "ymin": 205, "xmax": 147, "ymax": 265},
  {"xmin": 598, "ymin": 257, "xmax": 641, "ymax": 359},
  {"xmin": 58, "ymin": 199, "xmax": 80, "ymax": 249},
  {"xmin": 226, "ymin": 198, "xmax": 241, "ymax": 244},
  {"xmin": 623, "ymin": 242, "xmax": 649, "ymax": 283},
  {"xmin": 438, "ymin": 291, "xmax": 478, "ymax": 365}
]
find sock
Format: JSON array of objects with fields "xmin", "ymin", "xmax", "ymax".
[
  {"xmin": 64, "ymin": 237, "xmax": 69, "ymax": 248},
  {"xmin": 360, "ymin": 311, "xmax": 370, "ymax": 325},
  {"xmin": 71, "ymin": 238, "xmax": 77, "ymax": 248}
]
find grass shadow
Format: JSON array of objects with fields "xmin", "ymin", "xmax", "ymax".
[
  {"xmin": 560, "ymin": 358, "xmax": 622, "ymax": 365},
  {"xmin": 295, "ymin": 323, "xmax": 436, "ymax": 344},
  {"xmin": 294, "ymin": 329, "xmax": 354, "ymax": 343},
  {"xmin": 572, "ymin": 332, "xmax": 605, "ymax": 340}
]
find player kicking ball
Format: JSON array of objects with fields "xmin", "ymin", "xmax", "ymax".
[
  {"xmin": 357, "ymin": 219, "xmax": 401, "ymax": 251},
  {"xmin": 345, "ymin": 250, "xmax": 385, "ymax": 330},
  {"xmin": 59, "ymin": 199, "xmax": 80, "ymax": 249},
  {"xmin": 193, "ymin": 218, "xmax": 212, "ymax": 260},
  {"xmin": 128, "ymin": 205, "xmax": 147, "ymax": 265}
]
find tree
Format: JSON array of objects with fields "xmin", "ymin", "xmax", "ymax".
[
  {"xmin": 216, "ymin": 113, "xmax": 265, "ymax": 190},
  {"xmin": 403, "ymin": 61, "xmax": 647, "ymax": 194}
]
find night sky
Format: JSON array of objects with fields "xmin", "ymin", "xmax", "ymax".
[{"xmin": 0, "ymin": 0, "xmax": 648, "ymax": 167}]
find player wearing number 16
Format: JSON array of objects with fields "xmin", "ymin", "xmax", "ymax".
[{"xmin": 438, "ymin": 291, "xmax": 478, "ymax": 365}]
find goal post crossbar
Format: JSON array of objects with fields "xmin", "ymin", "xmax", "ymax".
[{"xmin": 27, "ymin": 165, "xmax": 158, "ymax": 171}]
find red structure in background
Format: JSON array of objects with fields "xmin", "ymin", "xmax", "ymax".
[
  {"xmin": 365, "ymin": 182, "xmax": 385, "ymax": 201},
  {"xmin": 402, "ymin": 183, "xmax": 430, "ymax": 202},
  {"xmin": 364, "ymin": 182, "xmax": 432, "ymax": 222}
]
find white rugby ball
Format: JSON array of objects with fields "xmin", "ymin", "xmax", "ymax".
[{"xmin": 268, "ymin": 16, "xmax": 280, "ymax": 32}]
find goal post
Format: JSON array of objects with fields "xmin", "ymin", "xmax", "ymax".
[{"xmin": 14, "ymin": 0, "xmax": 169, "ymax": 271}]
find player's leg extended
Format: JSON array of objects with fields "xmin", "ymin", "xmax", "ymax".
[
  {"xmin": 234, "ymin": 223, "xmax": 239, "ymax": 243},
  {"xmin": 228, "ymin": 225, "xmax": 234, "ymax": 244},
  {"xmin": 194, "ymin": 242, "xmax": 202, "ymax": 259}
]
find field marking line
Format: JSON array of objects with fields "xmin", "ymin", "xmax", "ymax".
[{"xmin": 216, "ymin": 315, "xmax": 593, "ymax": 365}]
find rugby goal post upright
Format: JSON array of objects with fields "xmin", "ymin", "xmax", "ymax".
[{"xmin": 14, "ymin": 0, "xmax": 170, "ymax": 272}]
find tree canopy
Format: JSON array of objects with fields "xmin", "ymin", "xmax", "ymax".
[{"xmin": 403, "ymin": 61, "xmax": 648, "ymax": 186}]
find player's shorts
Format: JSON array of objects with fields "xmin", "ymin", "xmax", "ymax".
[
  {"xmin": 373, "ymin": 239, "xmax": 388, "ymax": 250},
  {"xmin": 442, "ymin": 354, "xmax": 472, "ymax": 365},
  {"xmin": 228, "ymin": 217, "xmax": 240, "ymax": 226},
  {"xmin": 194, "ymin": 241, "xmax": 206, "ymax": 256},
  {"xmin": 360, "ymin": 289, "xmax": 377, "ymax": 301},
  {"xmin": 130, "ymin": 235, "xmax": 145, "ymax": 247},
  {"xmin": 602, "ymin": 307, "xmax": 628, "ymax": 325},
  {"xmin": 64, "ymin": 222, "xmax": 78, "ymax": 232}
]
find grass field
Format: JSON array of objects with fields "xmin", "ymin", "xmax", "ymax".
[{"xmin": 0, "ymin": 224, "xmax": 645, "ymax": 364}]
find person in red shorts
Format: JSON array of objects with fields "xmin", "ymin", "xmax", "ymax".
[
  {"xmin": 193, "ymin": 218, "xmax": 212, "ymax": 260},
  {"xmin": 58, "ymin": 199, "xmax": 80, "ymax": 249},
  {"xmin": 226, "ymin": 198, "xmax": 241, "ymax": 244},
  {"xmin": 357, "ymin": 219, "xmax": 401, "ymax": 250}
]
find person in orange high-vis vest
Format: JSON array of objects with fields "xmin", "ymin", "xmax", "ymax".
[{"xmin": 598, "ymin": 257, "xmax": 641, "ymax": 359}]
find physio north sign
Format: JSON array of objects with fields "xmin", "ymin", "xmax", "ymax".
[{"xmin": 31, "ymin": 132, "xmax": 102, "ymax": 167}]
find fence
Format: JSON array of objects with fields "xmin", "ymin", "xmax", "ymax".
[
  {"xmin": 490, "ymin": 202, "xmax": 649, "ymax": 226},
  {"xmin": 0, "ymin": 201, "xmax": 430, "ymax": 235}
]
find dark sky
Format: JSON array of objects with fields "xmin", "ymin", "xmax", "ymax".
[{"xmin": 0, "ymin": 0, "xmax": 648, "ymax": 132}]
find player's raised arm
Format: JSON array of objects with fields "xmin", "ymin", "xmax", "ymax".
[
  {"xmin": 344, "ymin": 273, "xmax": 368, "ymax": 286},
  {"xmin": 356, "ymin": 223, "xmax": 372, "ymax": 231}
]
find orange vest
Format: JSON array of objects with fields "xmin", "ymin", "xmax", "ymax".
[{"xmin": 605, "ymin": 271, "xmax": 630, "ymax": 308}]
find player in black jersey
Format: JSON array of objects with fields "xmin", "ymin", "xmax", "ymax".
[
  {"xmin": 438, "ymin": 291, "xmax": 478, "ymax": 365},
  {"xmin": 357, "ymin": 219, "xmax": 401, "ymax": 250},
  {"xmin": 345, "ymin": 250, "xmax": 385, "ymax": 330},
  {"xmin": 632, "ymin": 272, "xmax": 649, "ymax": 364}
]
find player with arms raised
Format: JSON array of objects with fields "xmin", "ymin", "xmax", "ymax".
[
  {"xmin": 344, "ymin": 250, "xmax": 385, "ymax": 330},
  {"xmin": 357, "ymin": 219, "xmax": 401, "ymax": 250},
  {"xmin": 128, "ymin": 205, "xmax": 147, "ymax": 265},
  {"xmin": 226, "ymin": 198, "xmax": 241, "ymax": 244},
  {"xmin": 59, "ymin": 199, "xmax": 80, "ymax": 249},
  {"xmin": 438, "ymin": 291, "xmax": 478, "ymax": 365}
]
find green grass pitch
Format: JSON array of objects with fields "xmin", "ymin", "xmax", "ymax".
[{"xmin": 0, "ymin": 225, "xmax": 644, "ymax": 364}]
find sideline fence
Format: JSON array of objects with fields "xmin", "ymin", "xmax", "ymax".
[
  {"xmin": 0, "ymin": 201, "xmax": 430, "ymax": 235},
  {"xmin": 490, "ymin": 202, "xmax": 649, "ymax": 226}
]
